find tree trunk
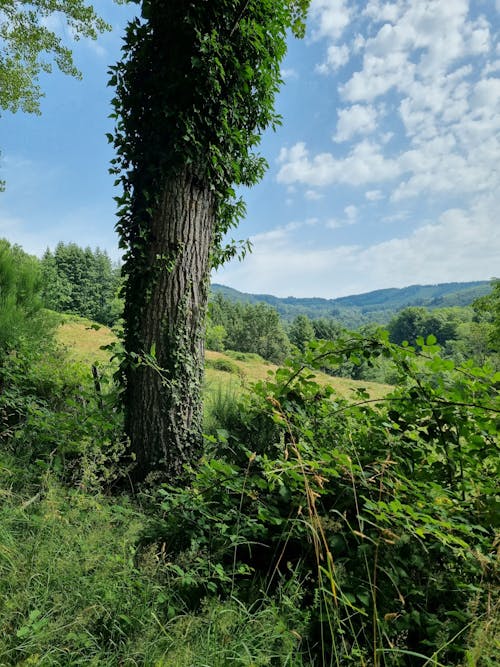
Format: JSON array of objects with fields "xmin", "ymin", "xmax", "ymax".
[{"xmin": 124, "ymin": 169, "xmax": 215, "ymax": 483}]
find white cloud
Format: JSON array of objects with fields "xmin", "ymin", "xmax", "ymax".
[
  {"xmin": 250, "ymin": 223, "xmax": 298, "ymax": 246},
  {"xmin": 310, "ymin": 0, "xmax": 352, "ymax": 41},
  {"xmin": 341, "ymin": 1, "xmax": 491, "ymax": 105},
  {"xmin": 334, "ymin": 104, "xmax": 378, "ymax": 141},
  {"xmin": 341, "ymin": 51, "xmax": 416, "ymax": 103},
  {"xmin": 316, "ymin": 44, "xmax": 350, "ymax": 74},
  {"xmin": 324, "ymin": 208, "xmax": 357, "ymax": 230},
  {"xmin": 277, "ymin": 141, "xmax": 401, "ymax": 187},
  {"xmin": 483, "ymin": 59, "xmax": 500, "ymax": 75},
  {"xmin": 365, "ymin": 189, "xmax": 384, "ymax": 201},
  {"xmin": 363, "ymin": 0, "xmax": 404, "ymax": 24},
  {"xmin": 305, "ymin": 189, "xmax": 323, "ymax": 200},
  {"xmin": 472, "ymin": 76, "xmax": 500, "ymax": 109},
  {"xmin": 352, "ymin": 33, "xmax": 366, "ymax": 53},
  {"xmin": 280, "ymin": 1, "xmax": 499, "ymax": 204}
]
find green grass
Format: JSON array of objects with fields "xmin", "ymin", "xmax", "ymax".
[
  {"xmin": 55, "ymin": 319, "xmax": 391, "ymax": 401},
  {"xmin": 0, "ymin": 456, "xmax": 307, "ymax": 666},
  {"xmin": 56, "ymin": 315, "xmax": 116, "ymax": 366}
]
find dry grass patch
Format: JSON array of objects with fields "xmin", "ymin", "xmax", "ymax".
[
  {"xmin": 56, "ymin": 319, "xmax": 391, "ymax": 401},
  {"xmin": 206, "ymin": 349, "xmax": 391, "ymax": 400},
  {"xmin": 56, "ymin": 316, "xmax": 115, "ymax": 365}
]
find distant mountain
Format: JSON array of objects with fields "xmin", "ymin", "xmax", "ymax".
[{"xmin": 210, "ymin": 281, "xmax": 492, "ymax": 327}]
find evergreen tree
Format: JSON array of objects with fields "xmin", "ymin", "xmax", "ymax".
[
  {"xmin": 40, "ymin": 243, "xmax": 121, "ymax": 325},
  {"xmin": 0, "ymin": 239, "xmax": 47, "ymax": 353}
]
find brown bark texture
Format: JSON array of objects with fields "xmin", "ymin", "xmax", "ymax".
[{"xmin": 125, "ymin": 169, "xmax": 215, "ymax": 482}]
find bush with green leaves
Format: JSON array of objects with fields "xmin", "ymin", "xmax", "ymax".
[
  {"xmin": 0, "ymin": 331, "xmax": 127, "ymax": 490},
  {"xmin": 0, "ymin": 239, "xmax": 56, "ymax": 355},
  {"xmin": 146, "ymin": 333, "xmax": 498, "ymax": 665}
]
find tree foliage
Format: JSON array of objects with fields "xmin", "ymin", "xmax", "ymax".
[
  {"xmin": 208, "ymin": 294, "xmax": 290, "ymax": 363},
  {"xmin": 0, "ymin": 0, "xmax": 109, "ymax": 115},
  {"xmin": 288, "ymin": 313, "xmax": 315, "ymax": 351},
  {"xmin": 41, "ymin": 242, "xmax": 121, "ymax": 325},
  {"xmin": 388, "ymin": 306, "xmax": 459, "ymax": 346},
  {"xmin": 473, "ymin": 278, "xmax": 500, "ymax": 351},
  {"xmin": 0, "ymin": 238, "xmax": 51, "ymax": 354},
  {"xmin": 110, "ymin": 0, "xmax": 309, "ymax": 481}
]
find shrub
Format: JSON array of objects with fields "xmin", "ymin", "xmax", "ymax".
[
  {"xmin": 146, "ymin": 334, "xmax": 499, "ymax": 665},
  {"xmin": 206, "ymin": 357, "xmax": 240, "ymax": 375}
]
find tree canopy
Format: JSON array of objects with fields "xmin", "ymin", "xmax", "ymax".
[
  {"xmin": 0, "ymin": 0, "xmax": 109, "ymax": 115},
  {"xmin": 41, "ymin": 242, "xmax": 121, "ymax": 325}
]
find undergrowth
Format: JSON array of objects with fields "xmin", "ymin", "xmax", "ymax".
[{"xmin": 0, "ymin": 327, "xmax": 498, "ymax": 665}]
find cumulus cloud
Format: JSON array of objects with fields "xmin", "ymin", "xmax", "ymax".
[
  {"xmin": 310, "ymin": 0, "xmax": 352, "ymax": 41},
  {"xmin": 264, "ymin": 0, "xmax": 499, "ymax": 295},
  {"xmin": 279, "ymin": 1, "xmax": 499, "ymax": 208},
  {"xmin": 214, "ymin": 193, "xmax": 499, "ymax": 298},
  {"xmin": 277, "ymin": 141, "xmax": 400, "ymax": 187},
  {"xmin": 316, "ymin": 44, "xmax": 350, "ymax": 74},
  {"xmin": 341, "ymin": 1, "xmax": 490, "ymax": 104},
  {"xmin": 334, "ymin": 104, "xmax": 378, "ymax": 141}
]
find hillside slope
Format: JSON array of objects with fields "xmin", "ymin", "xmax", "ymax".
[
  {"xmin": 56, "ymin": 318, "xmax": 390, "ymax": 400},
  {"xmin": 211, "ymin": 280, "xmax": 491, "ymax": 325}
]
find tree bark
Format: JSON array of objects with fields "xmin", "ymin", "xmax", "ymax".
[{"xmin": 124, "ymin": 169, "xmax": 215, "ymax": 483}]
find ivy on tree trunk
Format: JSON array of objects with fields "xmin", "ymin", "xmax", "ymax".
[
  {"xmin": 125, "ymin": 170, "xmax": 215, "ymax": 480},
  {"xmin": 110, "ymin": 0, "xmax": 310, "ymax": 483}
]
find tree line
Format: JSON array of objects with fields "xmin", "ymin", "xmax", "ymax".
[
  {"xmin": 207, "ymin": 288, "xmax": 500, "ymax": 375},
  {"xmin": 41, "ymin": 242, "xmax": 121, "ymax": 326},
  {"xmin": 16, "ymin": 235, "xmax": 497, "ymax": 377}
]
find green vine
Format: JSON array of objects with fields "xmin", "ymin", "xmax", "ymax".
[
  {"xmin": 109, "ymin": 0, "xmax": 310, "ymax": 288},
  {"xmin": 108, "ymin": 0, "xmax": 310, "ymax": 478}
]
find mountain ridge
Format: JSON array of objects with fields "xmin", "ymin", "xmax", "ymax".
[{"xmin": 210, "ymin": 280, "xmax": 491, "ymax": 326}]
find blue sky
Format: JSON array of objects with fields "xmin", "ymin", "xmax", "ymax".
[{"xmin": 1, "ymin": 0, "xmax": 499, "ymax": 298}]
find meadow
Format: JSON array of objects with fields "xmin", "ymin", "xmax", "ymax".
[
  {"xmin": 56, "ymin": 316, "xmax": 392, "ymax": 400},
  {"xmin": 0, "ymin": 307, "xmax": 497, "ymax": 666}
]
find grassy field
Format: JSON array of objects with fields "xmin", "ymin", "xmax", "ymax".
[
  {"xmin": 56, "ymin": 315, "xmax": 117, "ymax": 365},
  {"xmin": 56, "ymin": 317, "xmax": 391, "ymax": 400}
]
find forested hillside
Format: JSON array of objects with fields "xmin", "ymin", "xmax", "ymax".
[{"xmin": 211, "ymin": 281, "xmax": 492, "ymax": 326}]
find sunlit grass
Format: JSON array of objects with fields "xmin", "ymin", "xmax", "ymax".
[
  {"xmin": 56, "ymin": 315, "xmax": 116, "ymax": 365},
  {"xmin": 205, "ymin": 349, "xmax": 391, "ymax": 400},
  {"xmin": 56, "ymin": 318, "xmax": 392, "ymax": 401}
]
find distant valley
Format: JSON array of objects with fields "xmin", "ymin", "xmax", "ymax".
[{"xmin": 211, "ymin": 280, "xmax": 492, "ymax": 327}]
